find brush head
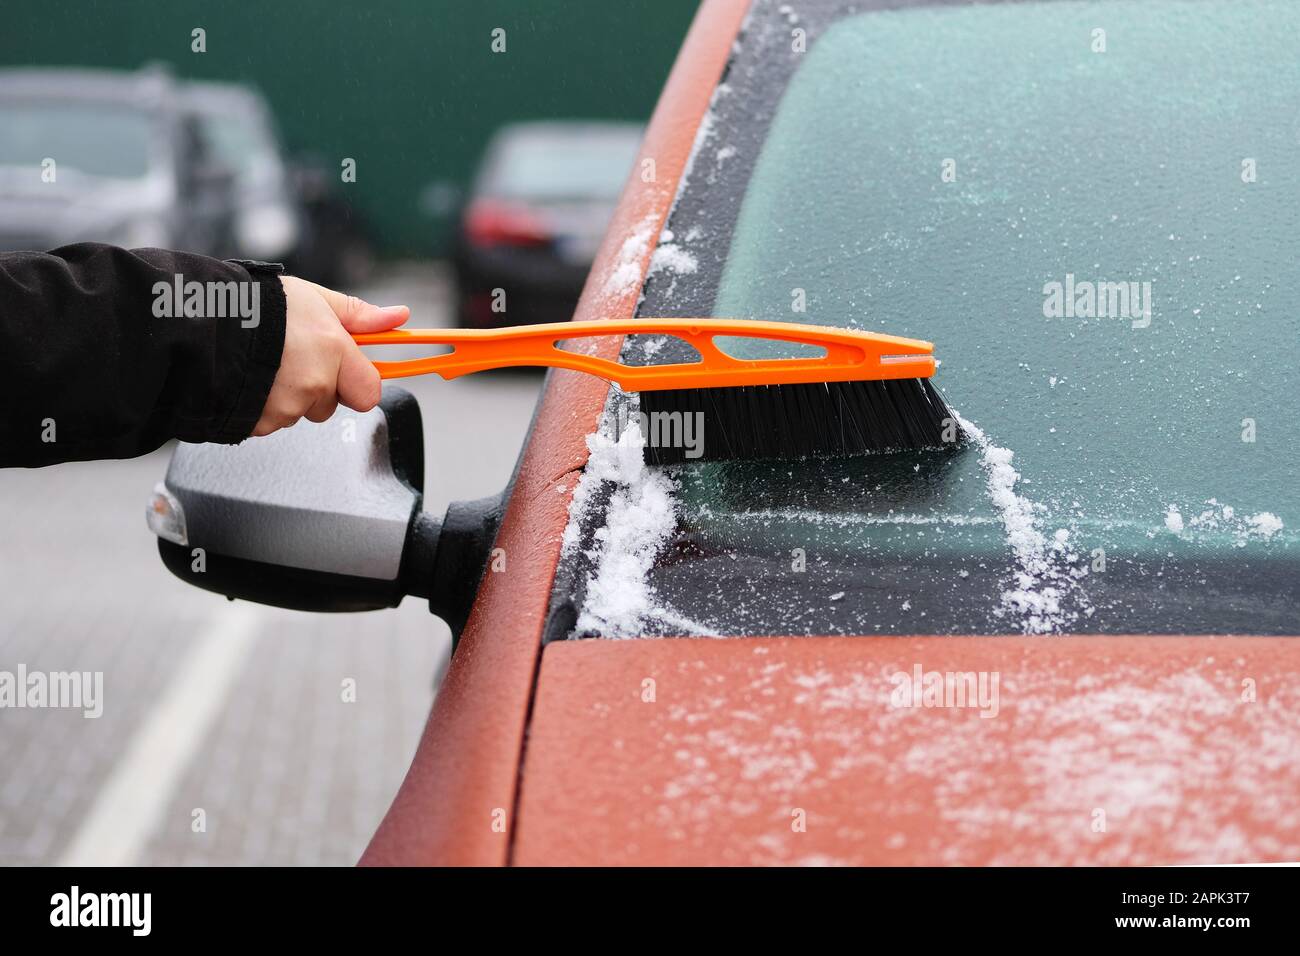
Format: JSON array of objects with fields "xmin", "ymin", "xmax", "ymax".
[{"xmin": 637, "ymin": 376, "xmax": 960, "ymax": 465}]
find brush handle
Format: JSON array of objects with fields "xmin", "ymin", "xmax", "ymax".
[{"xmin": 352, "ymin": 318, "xmax": 935, "ymax": 391}]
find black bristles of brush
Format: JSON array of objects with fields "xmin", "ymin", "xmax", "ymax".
[{"xmin": 638, "ymin": 377, "xmax": 960, "ymax": 465}]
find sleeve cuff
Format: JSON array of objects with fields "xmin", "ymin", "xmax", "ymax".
[{"xmin": 209, "ymin": 261, "xmax": 287, "ymax": 443}]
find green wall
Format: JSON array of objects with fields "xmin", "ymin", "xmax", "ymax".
[{"xmin": 0, "ymin": 0, "xmax": 701, "ymax": 254}]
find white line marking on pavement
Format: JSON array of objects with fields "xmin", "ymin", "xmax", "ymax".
[{"xmin": 58, "ymin": 602, "xmax": 263, "ymax": 866}]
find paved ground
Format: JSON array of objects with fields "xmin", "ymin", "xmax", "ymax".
[{"xmin": 0, "ymin": 262, "xmax": 543, "ymax": 865}]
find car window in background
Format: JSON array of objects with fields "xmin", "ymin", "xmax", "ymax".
[
  {"xmin": 484, "ymin": 124, "xmax": 642, "ymax": 201},
  {"xmin": 0, "ymin": 101, "xmax": 156, "ymax": 179},
  {"xmin": 195, "ymin": 110, "xmax": 283, "ymax": 189},
  {"xmin": 619, "ymin": 0, "xmax": 1299, "ymax": 637}
]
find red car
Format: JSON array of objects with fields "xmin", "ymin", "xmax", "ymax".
[{"xmin": 156, "ymin": 0, "xmax": 1300, "ymax": 866}]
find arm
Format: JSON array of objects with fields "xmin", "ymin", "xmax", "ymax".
[{"xmin": 0, "ymin": 243, "xmax": 407, "ymax": 468}]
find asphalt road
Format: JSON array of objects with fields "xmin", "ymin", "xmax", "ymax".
[{"xmin": 0, "ymin": 262, "xmax": 543, "ymax": 865}]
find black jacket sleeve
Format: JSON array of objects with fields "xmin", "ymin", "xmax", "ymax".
[{"xmin": 0, "ymin": 242, "xmax": 286, "ymax": 467}]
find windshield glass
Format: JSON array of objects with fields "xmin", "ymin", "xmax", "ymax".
[
  {"xmin": 563, "ymin": 0, "xmax": 1300, "ymax": 637},
  {"xmin": 0, "ymin": 100, "xmax": 157, "ymax": 179},
  {"xmin": 196, "ymin": 109, "xmax": 282, "ymax": 186}
]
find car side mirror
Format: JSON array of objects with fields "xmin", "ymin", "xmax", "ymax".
[
  {"xmin": 147, "ymin": 387, "xmax": 502, "ymax": 639},
  {"xmin": 289, "ymin": 158, "xmax": 332, "ymax": 202}
]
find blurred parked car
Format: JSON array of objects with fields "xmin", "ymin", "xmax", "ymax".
[
  {"xmin": 454, "ymin": 121, "xmax": 643, "ymax": 327},
  {"xmin": 0, "ymin": 67, "xmax": 235, "ymax": 255},
  {"xmin": 286, "ymin": 154, "xmax": 376, "ymax": 288},
  {"xmin": 179, "ymin": 80, "xmax": 303, "ymax": 263},
  {"xmin": 180, "ymin": 82, "xmax": 373, "ymax": 283}
]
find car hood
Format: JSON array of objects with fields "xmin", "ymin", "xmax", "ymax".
[
  {"xmin": 0, "ymin": 169, "xmax": 169, "ymax": 248},
  {"xmin": 513, "ymin": 634, "xmax": 1300, "ymax": 865}
]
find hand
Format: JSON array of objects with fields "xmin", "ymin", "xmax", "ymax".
[{"xmin": 252, "ymin": 277, "xmax": 409, "ymax": 437}]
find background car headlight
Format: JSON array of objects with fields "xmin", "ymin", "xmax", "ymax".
[{"xmin": 236, "ymin": 203, "xmax": 299, "ymax": 260}]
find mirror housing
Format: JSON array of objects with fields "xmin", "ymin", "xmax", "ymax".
[{"xmin": 148, "ymin": 387, "xmax": 501, "ymax": 636}]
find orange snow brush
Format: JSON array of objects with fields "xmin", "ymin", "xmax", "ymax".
[{"xmin": 353, "ymin": 318, "xmax": 957, "ymax": 463}]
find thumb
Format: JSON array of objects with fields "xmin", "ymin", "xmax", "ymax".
[{"xmin": 310, "ymin": 282, "xmax": 410, "ymax": 334}]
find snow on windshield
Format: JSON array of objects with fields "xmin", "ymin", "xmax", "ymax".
[{"xmin": 559, "ymin": 0, "xmax": 1299, "ymax": 638}]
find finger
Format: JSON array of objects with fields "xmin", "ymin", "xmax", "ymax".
[
  {"xmin": 304, "ymin": 393, "xmax": 339, "ymax": 423},
  {"xmin": 251, "ymin": 414, "xmax": 297, "ymax": 437},
  {"xmin": 342, "ymin": 302, "xmax": 409, "ymax": 334},
  {"xmin": 310, "ymin": 283, "xmax": 410, "ymax": 334},
  {"xmin": 336, "ymin": 344, "xmax": 383, "ymax": 412}
]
